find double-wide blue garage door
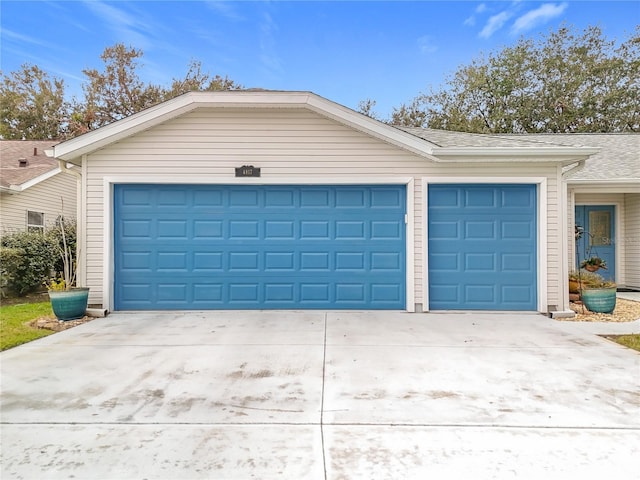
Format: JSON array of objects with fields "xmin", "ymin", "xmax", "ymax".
[
  {"xmin": 428, "ymin": 184, "xmax": 537, "ymax": 311},
  {"xmin": 114, "ymin": 184, "xmax": 406, "ymax": 310}
]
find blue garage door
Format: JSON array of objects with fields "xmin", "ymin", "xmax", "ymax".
[
  {"xmin": 114, "ymin": 184, "xmax": 406, "ymax": 310},
  {"xmin": 428, "ymin": 184, "xmax": 537, "ymax": 310}
]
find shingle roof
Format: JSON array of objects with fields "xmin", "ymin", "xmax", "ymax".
[
  {"xmin": 397, "ymin": 127, "xmax": 575, "ymax": 149},
  {"xmin": 498, "ymin": 133, "xmax": 640, "ymax": 181},
  {"xmin": 0, "ymin": 140, "xmax": 60, "ymax": 189},
  {"xmin": 399, "ymin": 128, "xmax": 639, "ymax": 181}
]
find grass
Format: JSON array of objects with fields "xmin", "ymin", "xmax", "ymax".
[
  {"xmin": 609, "ymin": 334, "xmax": 640, "ymax": 352},
  {"xmin": 0, "ymin": 301, "xmax": 54, "ymax": 351}
]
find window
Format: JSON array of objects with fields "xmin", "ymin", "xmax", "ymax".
[{"xmin": 27, "ymin": 211, "xmax": 45, "ymax": 233}]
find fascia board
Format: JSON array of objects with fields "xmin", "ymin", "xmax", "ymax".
[
  {"xmin": 53, "ymin": 91, "xmax": 441, "ymax": 163},
  {"xmin": 304, "ymin": 94, "xmax": 439, "ymax": 160},
  {"xmin": 53, "ymin": 96, "xmax": 201, "ymax": 162},
  {"xmin": 9, "ymin": 167, "xmax": 62, "ymax": 192},
  {"xmin": 432, "ymin": 147, "xmax": 599, "ymax": 165}
]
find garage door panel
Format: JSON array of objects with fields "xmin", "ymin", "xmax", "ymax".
[
  {"xmin": 115, "ymin": 184, "xmax": 405, "ymax": 310},
  {"xmin": 428, "ymin": 184, "xmax": 536, "ymax": 311}
]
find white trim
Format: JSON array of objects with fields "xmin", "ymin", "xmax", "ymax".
[
  {"xmin": 431, "ymin": 148, "xmax": 597, "ymax": 162},
  {"xmin": 8, "ymin": 167, "xmax": 61, "ymax": 192},
  {"xmin": 406, "ymin": 178, "xmax": 415, "ymax": 312},
  {"xmin": 103, "ymin": 180, "xmax": 114, "ymax": 311},
  {"xmin": 558, "ymin": 168, "xmax": 569, "ymax": 312},
  {"xmin": 54, "ymin": 92, "xmax": 439, "ymax": 162},
  {"xmin": 422, "ymin": 177, "xmax": 548, "ymax": 313},
  {"xmin": 102, "ymin": 175, "xmax": 415, "ymax": 312}
]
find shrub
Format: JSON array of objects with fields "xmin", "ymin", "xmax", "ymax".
[
  {"xmin": 0, "ymin": 230, "xmax": 57, "ymax": 295},
  {"xmin": 0, "ymin": 247, "xmax": 23, "ymax": 297},
  {"xmin": 575, "ymin": 270, "xmax": 616, "ymax": 289}
]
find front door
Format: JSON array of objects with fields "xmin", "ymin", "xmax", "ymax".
[{"xmin": 575, "ymin": 205, "xmax": 615, "ymax": 282}]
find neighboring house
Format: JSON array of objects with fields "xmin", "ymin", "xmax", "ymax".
[
  {"xmin": 52, "ymin": 91, "xmax": 609, "ymax": 314},
  {"xmin": 555, "ymin": 134, "xmax": 638, "ymax": 290},
  {"xmin": 0, "ymin": 140, "xmax": 77, "ymax": 233}
]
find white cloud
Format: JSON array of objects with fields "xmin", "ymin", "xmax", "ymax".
[
  {"xmin": 417, "ymin": 35, "xmax": 437, "ymax": 54},
  {"xmin": 511, "ymin": 2, "xmax": 568, "ymax": 34},
  {"xmin": 464, "ymin": 3, "xmax": 487, "ymax": 27},
  {"xmin": 259, "ymin": 11, "xmax": 283, "ymax": 76},
  {"xmin": 1, "ymin": 29, "xmax": 50, "ymax": 47},
  {"xmin": 205, "ymin": 1, "xmax": 244, "ymax": 21},
  {"xmin": 479, "ymin": 11, "xmax": 513, "ymax": 38},
  {"xmin": 82, "ymin": 0, "xmax": 155, "ymax": 50}
]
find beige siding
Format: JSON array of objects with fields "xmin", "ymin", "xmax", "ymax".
[
  {"xmin": 0, "ymin": 172, "xmax": 77, "ymax": 233},
  {"xmin": 84, "ymin": 108, "xmax": 562, "ymax": 310},
  {"xmin": 624, "ymin": 193, "xmax": 640, "ymax": 289}
]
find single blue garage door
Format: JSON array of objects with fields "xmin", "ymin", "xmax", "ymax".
[
  {"xmin": 428, "ymin": 184, "xmax": 537, "ymax": 310},
  {"xmin": 114, "ymin": 184, "xmax": 406, "ymax": 310}
]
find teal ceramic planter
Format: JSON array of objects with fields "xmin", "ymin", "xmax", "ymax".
[
  {"xmin": 48, "ymin": 288, "xmax": 90, "ymax": 321},
  {"xmin": 581, "ymin": 287, "xmax": 617, "ymax": 314}
]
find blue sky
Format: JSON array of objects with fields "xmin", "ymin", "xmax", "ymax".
[{"xmin": 1, "ymin": 1, "xmax": 638, "ymax": 117}]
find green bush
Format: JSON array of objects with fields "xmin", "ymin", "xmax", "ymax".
[
  {"xmin": 0, "ymin": 247, "xmax": 23, "ymax": 297},
  {"xmin": 0, "ymin": 220, "xmax": 77, "ymax": 296},
  {"xmin": 0, "ymin": 231, "xmax": 56, "ymax": 294}
]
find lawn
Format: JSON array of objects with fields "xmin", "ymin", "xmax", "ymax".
[
  {"xmin": 609, "ymin": 334, "xmax": 640, "ymax": 352},
  {"xmin": 0, "ymin": 301, "xmax": 54, "ymax": 351}
]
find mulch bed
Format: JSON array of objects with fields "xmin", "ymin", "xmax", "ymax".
[
  {"xmin": 30, "ymin": 315, "xmax": 96, "ymax": 332},
  {"xmin": 566, "ymin": 298, "xmax": 640, "ymax": 323}
]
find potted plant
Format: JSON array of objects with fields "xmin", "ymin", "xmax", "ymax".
[
  {"xmin": 45, "ymin": 217, "xmax": 89, "ymax": 321},
  {"xmin": 579, "ymin": 271, "xmax": 617, "ymax": 314},
  {"xmin": 580, "ymin": 256, "xmax": 607, "ymax": 272}
]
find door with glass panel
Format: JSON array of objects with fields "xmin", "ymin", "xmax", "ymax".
[{"xmin": 575, "ymin": 205, "xmax": 615, "ymax": 282}]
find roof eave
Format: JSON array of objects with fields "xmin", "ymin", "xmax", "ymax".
[
  {"xmin": 567, "ymin": 178, "xmax": 640, "ymax": 185},
  {"xmin": 52, "ymin": 91, "xmax": 440, "ymax": 163},
  {"xmin": 431, "ymin": 147, "xmax": 599, "ymax": 164}
]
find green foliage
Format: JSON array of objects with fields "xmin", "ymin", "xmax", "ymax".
[
  {"xmin": 0, "ymin": 64, "xmax": 69, "ymax": 140},
  {"xmin": 574, "ymin": 270, "xmax": 616, "ymax": 289},
  {"xmin": 44, "ymin": 278, "xmax": 67, "ymax": 291},
  {"xmin": 391, "ymin": 25, "xmax": 640, "ymax": 133},
  {"xmin": 1, "ymin": 44, "xmax": 243, "ymax": 140},
  {"xmin": 0, "ymin": 219, "xmax": 78, "ymax": 295},
  {"xmin": 0, "ymin": 231, "xmax": 57, "ymax": 295},
  {"xmin": 69, "ymin": 45, "xmax": 243, "ymax": 136},
  {"xmin": 0, "ymin": 247, "xmax": 23, "ymax": 297},
  {"xmin": 0, "ymin": 301, "xmax": 54, "ymax": 351}
]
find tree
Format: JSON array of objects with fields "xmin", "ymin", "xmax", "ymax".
[
  {"xmin": 356, "ymin": 98, "xmax": 380, "ymax": 120},
  {"xmin": 69, "ymin": 45, "xmax": 244, "ymax": 136},
  {"xmin": 0, "ymin": 64, "xmax": 69, "ymax": 139},
  {"xmin": 70, "ymin": 44, "xmax": 164, "ymax": 134},
  {"xmin": 165, "ymin": 60, "xmax": 243, "ymax": 99},
  {"xmin": 392, "ymin": 25, "xmax": 640, "ymax": 133}
]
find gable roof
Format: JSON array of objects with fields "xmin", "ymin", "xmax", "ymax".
[
  {"xmin": 51, "ymin": 91, "xmax": 597, "ymax": 165},
  {"xmin": 52, "ymin": 91, "xmax": 439, "ymax": 163},
  {"xmin": 0, "ymin": 140, "xmax": 61, "ymax": 192},
  {"xmin": 497, "ymin": 133, "xmax": 640, "ymax": 183}
]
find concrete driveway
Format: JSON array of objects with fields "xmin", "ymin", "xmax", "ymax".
[{"xmin": 1, "ymin": 311, "xmax": 639, "ymax": 479}]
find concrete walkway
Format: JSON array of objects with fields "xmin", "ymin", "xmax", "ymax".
[{"xmin": 1, "ymin": 311, "xmax": 638, "ymax": 479}]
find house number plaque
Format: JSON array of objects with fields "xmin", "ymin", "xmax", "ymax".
[{"xmin": 235, "ymin": 165, "xmax": 261, "ymax": 177}]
